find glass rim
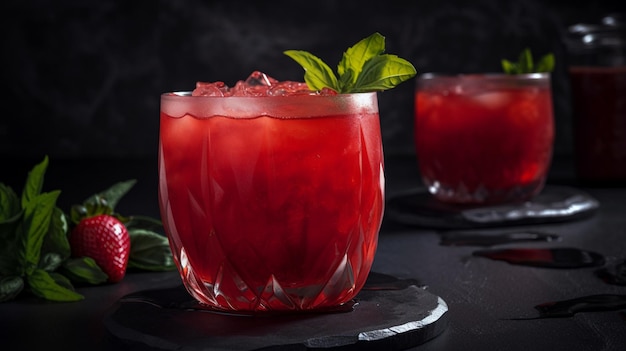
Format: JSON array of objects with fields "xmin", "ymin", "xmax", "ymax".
[
  {"xmin": 160, "ymin": 91, "xmax": 378, "ymax": 98},
  {"xmin": 160, "ymin": 91, "xmax": 379, "ymax": 118},
  {"xmin": 417, "ymin": 72, "xmax": 550, "ymax": 81}
]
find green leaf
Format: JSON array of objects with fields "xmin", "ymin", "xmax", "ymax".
[
  {"xmin": 26, "ymin": 268, "xmax": 83, "ymax": 302},
  {"xmin": 352, "ymin": 54, "xmax": 417, "ymax": 92},
  {"xmin": 21, "ymin": 156, "xmax": 48, "ymax": 208},
  {"xmin": 501, "ymin": 60, "xmax": 517, "ymax": 75},
  {"xmin": 86, "ymin": 179, "xmax": 137, "ymax": 211},
  {"xmin": 285, "ymin": 32, "xmax": 416, "ymax": 93},
  {"xmin": 61, "ymin": 257, "xmax": 108, "ymax": 285},
  {"xmin": 536, "ymin": 53, "xmax": 555, "ymax": 73},
  {"xmin": 128, "ymin": 229, "xmax": 175, "ymax": 271},
  {"xmin": 284, "ymin": 50, "xmax": 339, "ymax": 92},
  {"xmin": 338, "ymin": 32, "xmax": 386, "ymax": 90},
  {"xmin": 0, "ymin": 276, "xmax": 24, "ymax": 302},
  {"xmin": 501, "ymin": 48, "xmax": 555, "ymax": 74},
  {"xmin": 519, "ymin": 48, "xmax": 533, "ymax": 73},
  {"xmin": 0, "ymin": 184, "xmax": 24, "ymax": 276},
  {"xmin": 0, "ymin": 183, "xmax": 21, "ymax": 222},
  {"xmin": 40, "ymin": 207, "xmax": 70, "ymax": 262},
  {"xmin": 21, "ymin": 190, "xmax": 60, "ymax": 275},
  {"xmin": 38, "ymin": 252, "xmax": 63, "ymax": 272},
  {"xmin": 124, "ymin": 215, "xmax": 163, "ymax": 232}
]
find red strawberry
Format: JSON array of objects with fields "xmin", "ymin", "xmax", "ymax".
[{"xmin": 70, "ymin": 214, "xmax": 131, "ymax": 283}]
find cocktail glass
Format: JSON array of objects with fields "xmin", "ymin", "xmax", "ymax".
[
  {"xmin": 414, "ymin": 73, "xmax": 554, "ymax": 205},
  {"xmin": 158, "ymin": 79, "xmax": 384, "ymax": 313}
]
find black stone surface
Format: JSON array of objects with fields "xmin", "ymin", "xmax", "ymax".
[
  {"xmin": 103, "ymin": 274, "xmax": 448, "ymax": 351},
  {"xmin": 385, "ymin": 185, "xmax": 599, "ymax": 229}
]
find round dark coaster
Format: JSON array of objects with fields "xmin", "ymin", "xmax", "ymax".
[
  {"xmin": 103, "ymin": 273, "xmax": 448, "ymax": 351},
  {"xmin": 386, "ymin": 185, "xmax": 599, "ymax": 229}
]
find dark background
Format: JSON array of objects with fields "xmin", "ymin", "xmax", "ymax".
[{"xmin": 1, "ymin": 0, "xmax": 624, "ymax": 162}]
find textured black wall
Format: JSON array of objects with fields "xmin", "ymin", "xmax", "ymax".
[{"xmin": 1, "ymin": 0, "xmax": 624, "ymax": 161}]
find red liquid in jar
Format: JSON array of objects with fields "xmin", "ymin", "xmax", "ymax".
[
  {"xmin": 415, "ymin": 77, "xmax": 554, "ymax": 204},
  {"xmin": 569, "ymin": 66, "xmax": 626, "ymax": 184}
]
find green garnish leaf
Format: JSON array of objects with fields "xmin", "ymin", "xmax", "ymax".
[
  {"xmin": 352, "ymin": 54, "xmax": 418, "ymax": 92},
  {"xmin": 283, "ymin": 50, "xmax": 339, "ymax": 91},
  {"xmin": 61, "ymin": 257, "xmax": 108, "ymax": 285},
  {"xmin": 21, "ymin": 155, "xmax": 48, "ymax": 208},
  {"xmin": 501, "ymin": 48, "xmax": 555, "ymax": 74},
  {"xmin": 27, "ymin": 268, "xmax": 84, "ymax": 302},
  {"xmin": 285, "ymin": 32, "xmax": 416, "ymax": 93},
  {"xmin": 0, "ymin": 276, "xmax": 24, "ymax": 302},
  {"xmin": 128, "ymin": 229, "xmax": 176, "ymax": 271},
  {"xmin": 21, "ymin": 190, "xmax": 60, "ymax": 275}
]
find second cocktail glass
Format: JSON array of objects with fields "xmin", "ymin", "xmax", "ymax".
[
  {"xmin": 159, "ymin": 86, "xmax": 384, "ymax": 313},
  {"xmin": 414, "ymin": 73, "xmax": 555, "ymax": 205}
]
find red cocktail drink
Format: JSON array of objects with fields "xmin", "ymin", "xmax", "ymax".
[
  {"xmin": 159, "ymin": 73, "xmax": 384, "ymax": 312},
  {"xmin": 414, "ymin": 73, "xmax": 554, "ymax": 204}
]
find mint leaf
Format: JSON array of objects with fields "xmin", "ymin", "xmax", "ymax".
[
  {"xmin": 0, "ymin": 276, "xmax": 24, "ymax": 302},
  {"xmin": 125, "ymin": 215, "xmax": 164, "ymax": 232},
  {"xmin": 0, "ymin": 183, "xmax": 21, "ymax": 222},
  {"xmin": 286, "ymin": 32, "xmax": 416, "ymax": 93},
  {"xmin": 353, "ymin": 54, "xmax": 417, "ymax": 92},
  {"xmin": 128, "ymin": 229, "xmax": 176, "ymax": 271},
  {"xmin": 502, "ymin": 48, "xmax": 555, "ymax": 74},
  {"xmin": 61, "ymin": 257, "xmax": 108, "ymax": 284},
  {"xmin": 40, "ymin": 207, "xmax": 70, "ymax": 263},
  {"xmin": 87, "ymin": 179, "xmax": 137, "ymax": 211},
  {"xmin": 338, "ymin": 32, "xmax": 385, "ymax": 91},
  {"xmin": 283, "ymin": 50, "xmax": 339, "ymax": 91},
  {"xmin": 21, "ymin": 156, "xmax": 48, "ymax": 208},
  {"xmin": 38, "ymin": 252, "xmax": 63, "ymax": 272},
  {"xmin": 536, "ymin": 53, "xmax": 555, "ymax": 73},
  {"xmin": 27, "ymin": 268, "xmax": 84, "ymax": 302},
  {"xmin": 21, "ymin": 190, "xmax": 60, "ymax": 275}
]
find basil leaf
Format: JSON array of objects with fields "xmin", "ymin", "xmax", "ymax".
[
  {"xmin": 502, "ymin": 48, "xmax": 555, "ymax": 74},
  {"xmin": 519, "ymin": 48, "xmax": 533, "ymax": 73},
  {"xmin": 0, "ymin": 183, "xmax": 21, "ymax": 222},
  {"xmin": 536, "ymin": 53, "xmax": 555, "ymax": 73},
  {"xmin": 61, "ymin": 257, "xmax": 108, "ymax": 284},
  {"xmin": 40, "ymin": 207, "xmax": 70, "ymax": 263},
  {"xmin": 0, "ymin": 276, "xmax": 24, "ymax": 302},
  {"xmin": 125, "ymin": 215, "xmax": 164, "ymax": 232},
  {"xmin": 284, "ymin": 50, "xmax": 339, "ymax": 91},
  {"xmin": 352, "ymin": 54, "xmax": 417, "ymax": 92},
  {"xmin": 38, "ymin": 252, "xmax": 63, "ymax": 272},
  {"xmin": 85, "ymin": 179, "xmax": 137, "ymax": 212},
  {"xmin": 0, "ymin": 185, "xmax": 23, "ymax": 276},
  {"xmin": 501, "ymin": 60, "xmax": 517, "ymax": 75},
  {"xmin": 21, "ymin": 191, "xmax": 60, "ymax": 275},
  {"xmin": 338, "ymin": 32, "xmax": 385, "ymax": 90},
  {"xmin": 27, "ymin": 268, "xmax": 84, "ymax": 302},
  {"xmin": 21, "ymin": 156, "xmax": 48, "ymax": 208},
  {"xmin": 128, "ymin": 229, "xmax": 175, "ymax": 271}
]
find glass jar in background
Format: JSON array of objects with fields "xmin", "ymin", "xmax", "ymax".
[
  {"xmin": 414, "ymin": 73, "xmax": 555, "ymax": 205},
  {"xmin": 566, "ymin": 14, "xmax": 626, "ymax": 185}
]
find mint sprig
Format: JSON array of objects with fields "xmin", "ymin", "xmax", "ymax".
[
  {"xmin": 285, "ymin": 32, "xmax": 417, "ymax": 93},
  {"xmin": 0, "ymin": 156, "xmax": 175, "ymax": 303},
  {"xmin": 501, "ymin": 48, "xmax": 555, "ymax": 74}
]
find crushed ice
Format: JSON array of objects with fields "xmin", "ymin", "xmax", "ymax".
[{"xmin": 192, "ymin": 71, "xmax": 337, "ymax": 97}]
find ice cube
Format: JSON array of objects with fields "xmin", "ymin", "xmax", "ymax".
[
  {"xmin": 192, "ymin": 81, "xmax": 228, "ymax": 97},
  {"xmin": 471, "ymin": 92, "xmax": 512, "ymax": 109}
]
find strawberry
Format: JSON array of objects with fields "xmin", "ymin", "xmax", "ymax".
[{"xmin": 70, "ymin": 214, "xmax": 131, "ymax": 283}]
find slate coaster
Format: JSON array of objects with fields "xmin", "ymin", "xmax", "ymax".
[
  {"xmin": 103, "ymin": 273, "xmax": 448, "ymax": 350},
  {"xmin": 386, "ymin": 185, "xmax": 599, "ymax": 229}
]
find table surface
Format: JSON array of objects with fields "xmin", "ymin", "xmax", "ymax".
[{"xmin": 1, "ymin": 155, "xmax": 625, "ymax": 351}]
